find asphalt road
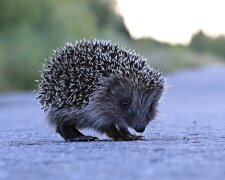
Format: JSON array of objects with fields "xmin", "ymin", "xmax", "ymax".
[{"xmin": 0, "ymin": 65, "xmax": 225, "ymax": 180}]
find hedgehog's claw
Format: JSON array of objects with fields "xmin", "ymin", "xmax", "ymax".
[
  {"xmin": 113, "ymin": 134, "xmax": 145, "ymax": 141},
  {"xmin": 66, "ymin": 136, "xmax": 99, "ymax": 142},
  {"xmin": 129, "ymin": 134, "xmax": 145, "ymax": 140},
  {"xmin": 120, "ymin": 134, "xmax": 145, "ymax": 141}
]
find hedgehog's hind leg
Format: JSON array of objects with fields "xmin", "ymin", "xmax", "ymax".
[{"xmin": 56, "ymin": 120, "xmax": 99, "ymax": 142}]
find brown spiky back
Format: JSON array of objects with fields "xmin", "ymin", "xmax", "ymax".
[{"xmin": 37, "ymin": 39, "xmax": 164, "ymax": 111}]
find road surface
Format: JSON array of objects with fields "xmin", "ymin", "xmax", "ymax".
[{"xmin": 0, "ymin": 65, "xmax": 225, "ymax": 180}]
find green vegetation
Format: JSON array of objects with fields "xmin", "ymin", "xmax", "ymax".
[
  {"xmin": 190, "ymin": 30, "xmax": 225, "ymax": 59},
  {"xmin": 0, "ymin": 0, "xmax": 224, "ymax": 92}
]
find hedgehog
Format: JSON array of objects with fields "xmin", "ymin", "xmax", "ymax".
[{"xmin": 37, "ymin": 39, "xmax": 164, "ymax": 141}]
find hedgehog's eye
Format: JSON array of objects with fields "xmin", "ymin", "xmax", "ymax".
[{"xmin": 119, "ymin": 98, "xmax": 132, "ymax": 110}]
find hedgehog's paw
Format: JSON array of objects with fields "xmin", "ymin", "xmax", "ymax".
[
  {"xmin": 114, "ymin": 135, "xmax": 145, "ymax": 141},
  {"xmin": 67, "ymin": 136, "xmax": 99, "ymax": 142},
  {"xmin": 128, "ymin": 134, "xmax": 145, "ymax": 141}
]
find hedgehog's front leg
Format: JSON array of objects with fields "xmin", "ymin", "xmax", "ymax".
[
  {"xmin": 56, "ymin": 120, "xmax": 99, "ymax": 142},
  {"xmin": 119, "ymin": 127, "xmax": 145, "ymax": 140},
  {"xmin": 105, "ymin": 125, "xmax": 143, "ymax": 141}
]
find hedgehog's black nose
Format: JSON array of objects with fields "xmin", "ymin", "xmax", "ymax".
[{"xmin": 135, "ymin": 126, "xmax": 145, "ymax": 133}]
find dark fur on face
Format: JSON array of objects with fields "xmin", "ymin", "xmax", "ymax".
[{"xmin": 92, "ymin": 76, "xmax": 163, "ymax": 133}]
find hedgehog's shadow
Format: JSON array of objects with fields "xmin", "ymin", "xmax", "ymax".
[{"xmin": 6, "ymin": 138, "xmax": 150, "ymax": 147}]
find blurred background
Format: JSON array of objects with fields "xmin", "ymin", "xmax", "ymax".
[{"xmin": 0, "ymin": 0, "xmax": 224, "ymax": 92}]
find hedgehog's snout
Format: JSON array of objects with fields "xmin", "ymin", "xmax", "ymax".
[{"xmin": 134, "ymin": 126, "xmax": 145, "ymax": 133}]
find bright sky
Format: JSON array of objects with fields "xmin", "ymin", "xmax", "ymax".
[{"xmin": 116, "ymin": 0, "xmax": 225, "ymax": 44}]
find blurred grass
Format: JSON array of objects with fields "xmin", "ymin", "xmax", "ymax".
[
  {"xmin": 136, "ymin": 45, "xmax": 223, "ymax": 72},
  {"xmin": 0, "ymin": 0, "xmax": 224, "ymax": 92}
]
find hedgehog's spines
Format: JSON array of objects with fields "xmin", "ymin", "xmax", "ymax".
[{"xmin": 37, "ymin": 39, "xmax": 164, "ymax": 112}]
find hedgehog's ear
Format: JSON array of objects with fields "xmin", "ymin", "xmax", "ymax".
[
  {"xmin": 104, "ymin": 76, "xmax": 122, "ymax": 94},
  {"xmin": 105, "ymin": 76, "xmax": 119, "ymax": 94},
  {"xmin": 105, "ymin": 76, "xmax": 131, "ymax": 96}
]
